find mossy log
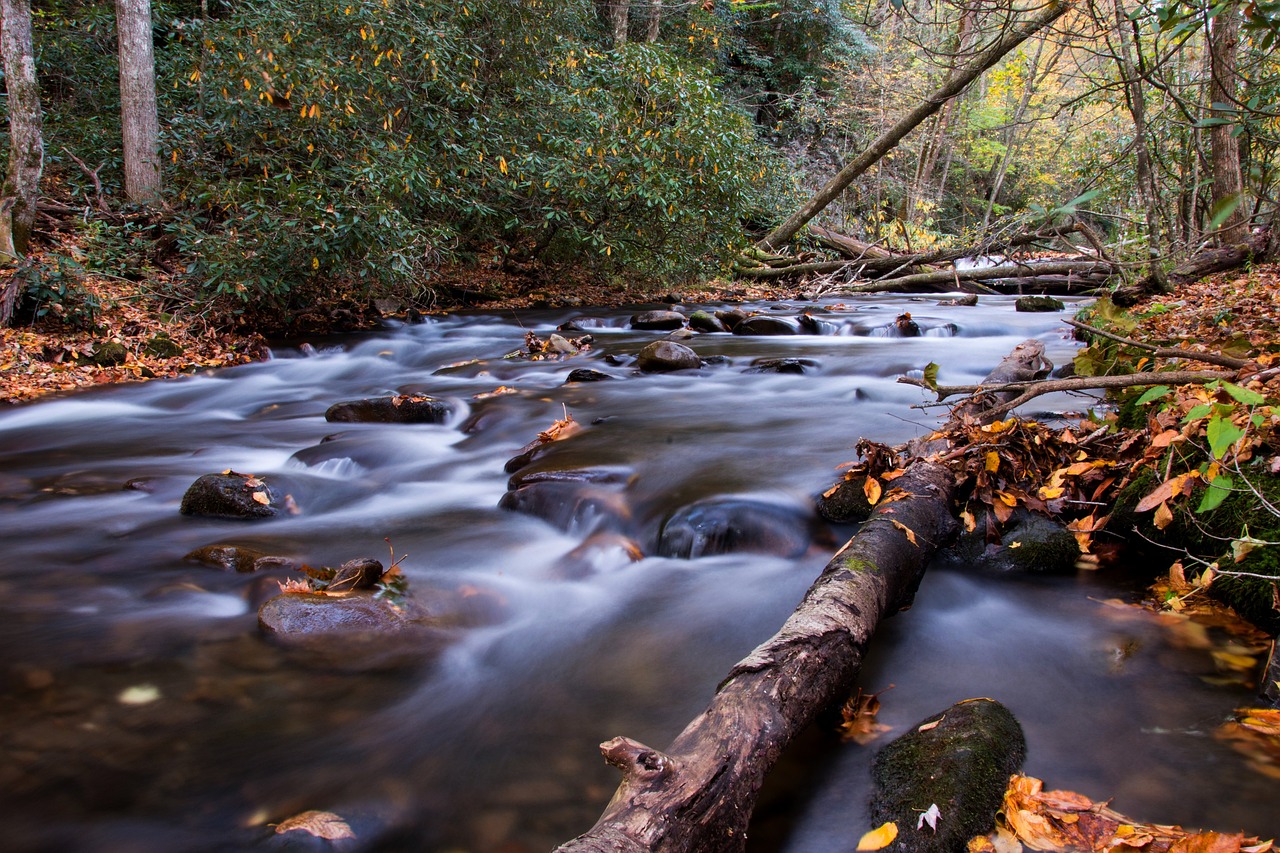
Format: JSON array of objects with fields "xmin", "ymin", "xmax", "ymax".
[
  {"xmin": 870, "ymin": 698, "xmax": 1026, "ymax": 853},
  {"xmin": 555, "ymin": 462, "xmax": 957, "ymax": 853}
]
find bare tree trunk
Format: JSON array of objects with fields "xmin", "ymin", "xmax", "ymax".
[
  {"xmin": 643, "ymin": 0, "xmax": 660, "ymax": 43},
  {"xmin": 755, "ymin": 0, "xmax": 1070, "ymax": 252},
  {"xmin": 1, "ymin": 0, "xmax": 43, "ymax": 260},
  {"xmin": 1109, "ymin": 0, "xmax": 1166, "ymax": 286},
  {"xmin": 115, "ymin": 0, "xmax": 162, "ymax": 204},
  {"xmin": 555, "ymin": 462, "xmax": 958, "ymax": 852},
  {"xmin": 1208, "ymin": 1, "xmax": 1248, "ymax": 244}
]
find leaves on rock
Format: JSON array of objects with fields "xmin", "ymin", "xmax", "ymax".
[
  {"xmin": 274, "ymin": 810, "xmax": 356, "ymax": 840},
  {"xmin": 857, "ymin": 821, "xmax": 899, "ymax": 851}
]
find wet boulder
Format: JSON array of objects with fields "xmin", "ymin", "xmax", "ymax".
[
  {"xmin": 499, "ymin": 481, "xmax": 632, "ymax": 533},
  {"xmin": 938, "ymin": 294, "xmax": 979, "ymax": 306},
  {"xmin": 744, "ymin": 357, "xmax": 819, "ymax": 375},
  {"xmin": 257, "ymin": 593, "xmax": 447, "ymax": 670},
  {"xmin": 871, "ymin": 698, "xmax": 1026, "ymax": 853},
  {"xmin": 657, "ymin": 497, "xmax": 817, "ymax": 559},
  {"xmin": 630, "ymin": 310, "xmax": 686, "ymax": 331},
  {"xmin": 733, "ymin": 316, "xmax": 799, "ymax": 336},
  {"xmin": 507, "ymin": 465, "xmax": 634, "ymax": 492},
  {"xmin": 1015, "ymin": 295, "xmax": 1066, "ymax": 312},
  {"xmin": 637, "ymin": 341, "xmax": 701, "ymax": 372},
  {"xmin": 180, "ymin": 473, "xmax": 287, "ymax": 520},
  {"xmin": 324, "ymin": 395, "xmax": 453, "ymax": 424},
  {"xmin": 565, "ymin": 368, "xmax": 615, "ymax": 383},
  {"xmin": 559, "ymin": 316, "xmax": 608, "ymax": 331},
  {"xmin": 688, "ymin": 311, "xmax": 727, "ymax": 333},
  {"xmin": 886, "ymin": 312, "xmax": 921, "ymax": 337},
  {"xmin": 797, "ymin": 314, "xmax": 837, "ymax": 335},
  {"xmin": 714, "ymin": 309, "xmax": 748, "ymax": 331}
]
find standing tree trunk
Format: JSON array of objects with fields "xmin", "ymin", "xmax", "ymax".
[
  {"xmin": 1, "ymin": 0, "xmax": 44, "ymax": 325},
  {"xmin": 1207, "ymin": 1, "xmax": 1248, "ymax": 244},
  {"xmin": 1, "ymin": 0, "xmax": 43, "ymax": 260},
  {"xmin": 643, "ymin": 0, "xmax": 661, "ymax": 42},
  {"xmin": 755, "ymin": 0, "xmax": 1070, "ymax": 252},
  {"xmin": 115, "ymin": 0, "xmax": 161, "ymax": 204}
]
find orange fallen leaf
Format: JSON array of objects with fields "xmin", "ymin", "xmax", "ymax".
[
  {"xmin": 857, "ymin": 822, "xmax": 899, "ymax": 851},
  {"xmin": 274, "ymin": 810, "xmax": 355, "ymax": 840},
  {"xmin": 864, "ymin": 476, "xmax": 883, "ymax": 506}
]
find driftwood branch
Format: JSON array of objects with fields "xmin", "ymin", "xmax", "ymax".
[
  {"xmin": 1063, "ymin": 319, "xmax": 1251, "ymax": 370},
  {"xmin": 555, "ymin": 462, "xmax": 958, "ymax": 852},
  {"xmin": 900, "ymin": 369, "xmax": 1234, "ymax": 421},
  {"xmin": 836, "ymin": 260, "xmax": 1113, "ymax": 294},
  {"xmin": 61, "ymin": 148, "xmax": 111, "ymax": 215}
]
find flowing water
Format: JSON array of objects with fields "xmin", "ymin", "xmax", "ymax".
[{"xmin": 0, "ymin": 294, "xmax": 1274, "ymax": 852}]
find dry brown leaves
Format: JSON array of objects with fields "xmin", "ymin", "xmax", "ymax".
[
  {"xmin": 1, "ymin": 276, "xmax": 266, "ymax": 404},
  {"xmin": 969, "ymin": 774, "xmax": 1274, "ymax": 853}
]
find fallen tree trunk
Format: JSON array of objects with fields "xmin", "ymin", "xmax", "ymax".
[
  {"xmin": 835, "ymin": 260, "xmax": 1115, "ymax": 294},
  {"xmin": 555, "ymin": 462, "xmax": 958, "ymax": 853},
  {"xmin": 754, "ymin": 0, "xmax": 1069, "ymax": 253}
]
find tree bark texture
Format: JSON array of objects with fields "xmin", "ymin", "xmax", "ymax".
[
  {"xmin": 755, "ymin": 0, "xmax": 1069, "ymax": 251},
  {"xmin": 115, "ymin": 0, "xmax": 161, "ymax": 204},
  {"xmin": 1208, "ymin": 2, "xmax": 1248, "ymax": 244},
  {"xmin": 555, "ymin": 462, "xmax": 958, "ymax": 853},
  {"xmin": 1, "ymin": 0, "xmax": 43, "ymax": 262}
]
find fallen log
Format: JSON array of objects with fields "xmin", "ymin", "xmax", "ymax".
[
  {"xmin": 554, "ymin": 461, "xmax": 958, "ymax": 853},
  {"xmin": 834, "ymin": 260, "xmax": 1115, "ymax": 294}
]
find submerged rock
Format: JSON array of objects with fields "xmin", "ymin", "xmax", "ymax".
[
  {"xmin": 184, "ymin": 544, "xmax": 302, "ymax": 573},
  {"xmin": 1015, "ymin": 295, "xmax": 1066, "ymax": 312},
  {"xmin": 324, "ymin": 395, "xmax": 453, "ymax": 424},
  {"xmin": 554, "ymin": 532, "xmax": 645, "ymax": 579},
  {"xmin": 637, "ymin": 341, "xmax": 701, "ymax": 372},
  {"xmin": 938, "ymin": 294, "xmax": 979, "ymax": 307},
  {"xmin": 871, "ymin": 698, "xmax": 1026, "ymax": 853},
  {"xmin": 180, "ymin": 473, "xmax": 286, "ymax": 520},
  {"xmin": 630, "ymin": 310, "xmax": 686, "ymax": 331},
  {"xmin": 657, "ymin": 497, "xmax": 817, "ymax": 559},
  {"xmin": 499, "ymin": 481, "xmax": 632, "ymax": 533}
]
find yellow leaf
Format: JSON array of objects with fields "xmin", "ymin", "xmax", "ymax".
[
  {"xmin": 889, "ymin": 519, "xmax": 918, "ymax": 545},
  {"xmin": 275, "ymin": 811, "xmax": 355, "ymax": 840},
  {"xmin": 985, "ymin": 451, "xmax": 1000, "ymax": 473},
  {"xmin": 1153, "ymin": 501, "xmax": 1173, "ymax": 530},
  {"xmin": 252, "ymin": 491, "xmax": 270, "ymax": 505},
  {"xmin": 995, "ymin": 490, "xmax": 1018, "ymax": 507},
  {"xmin": 857, "ymin": 822, "xmax": 899, "ymax": 851},
  {"xmin": 499, "ymin": 156, "xmax": 508, "ymax": 175},
  {"xmin": 1038, "ymin": 485, "xmax": 1065, "ymax": 500},
  {"xmin": 864, "ymin": 477, "xmax": 883, "ymax": 506},
  {"xmin": 960, "ymin": 510, "xmax": 976, "ymax": 532}
]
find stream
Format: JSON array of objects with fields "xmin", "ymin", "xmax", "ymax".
[{"xmin": 0, "ymin": 294, "xmax": 1275, "ymax": 852}]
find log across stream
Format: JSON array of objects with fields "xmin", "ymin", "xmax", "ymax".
[{"xmin": 0, "ymin": 294, "xmax": 1275, "ymax": 851}]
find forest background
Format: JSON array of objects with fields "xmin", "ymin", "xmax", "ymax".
[{"xmin": 0, "ymin": 0, "xmax": 1278, "ymax": 338}]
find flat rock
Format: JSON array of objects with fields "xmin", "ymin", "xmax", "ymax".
[
  {"xmin": 732, "ymin": 316, "xmax": 799, "ymax": 336},
  {"xmin": 630, "ymin": 310, "xmax": 686, "ymax": 331},
  {"xmin": 324, "ymin": 395, "xmax": 453, "ymax": 424},
  {"xmin": 1015, "ymin": 295, "xmax": 1066, "ymax": 312},
  {"xmin": 658, "ymin": 497, "xmax": 817, "ymax": 559}
]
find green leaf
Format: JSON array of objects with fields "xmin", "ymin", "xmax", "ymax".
[
  {"xmin": 1206, "ymin": 414, "xmax": 1246, "ymax": 459},
  {"xmin": 923, "ymin": 362, "xmax": 939, "ymax": 392},
  {"xmin": 1182, "ymin": 403, "xmax": 1213, "ymax": 422},
  {"xmin": 1135, "ymin": 385, "xmax": 1171, "ymax": 406},
  {"xmin": 1220, "ymin": 381, "xmax": 1266, "ymax": 406},
  {"xmin": 1197, "ymin": 472, "xmax": 1234, "ymax": 513}
]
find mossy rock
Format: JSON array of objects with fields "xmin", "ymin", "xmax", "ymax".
[
  {"xmin": 325, "ymin": 395, "xmax": 453, "ymax": 424},
  {"xmin": 84, "ymin": 341, "xmax": 129, "ymax": 366},
  {"xmin": 1014, "ymin": 296, "xmax": 1065, "ymax": 312},
  {"xmin": 1211, "ymin": 545, "xmax": 1280, "ymax": 635},
  {"xmin": 144, "ymin": 334, "xmax": 185, "ymax": 358},
  {"xmin": 939, "ymin": 508, "xmax": 1080, "ymax": 574},
  {"xmin": 816, "ymin": 476, "xmax": 874, "ymax": 524},
  {"xmin": 870, "ymin": 698, "xmax": 1026, "ymax": 853}
]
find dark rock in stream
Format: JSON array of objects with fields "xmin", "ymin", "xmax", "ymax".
[
  {"xmin": 815, "ymin": 475, "xmax": 875, "ymax": 524},
  {"xmin": 554, "ymin": 532, "xmax": 645, "ymax": 579},
  {"xmin": 325, "ymin": 395, "xmax": 453, "ymax": 424},
  {"xmin": 796, "ymin": 314, "xmax": 836, "ymax": 335},
  {"xmin": 257, "ymin": 593, "xmax": 448, "ymax": 670},
  {"xmin": 565, "ymin": 368, "xmax": 615, "ymax": 383},
  {"xmin": 507, "ymin": 465, "xmax": 634, "ymax": 492},
  {"xmin": 938, "ymin": 293, "xmax": 979, "ymax": 306},
  {"xmin": 180, "ymin": 473, "xmax": 286, "ymax": 520},
  {"xmin": 732, "ymin": 316, "xmax": 799, "ymax": 336},
  {"xmin": 185, "ymin": 544, "xmax": 303, "ymax": 573},
  {"xmin": 637, "ymin": 341, "xmax": 701, "ymax": 372},
  {"xmin": 938, "ymin": 507, "xmax": 1081, "ymax": 574},
  {"xmin": 629, "ymin": 310, "xmax": 686, "ymax": 331},
  {"xmin": 744, "ymin": 357, "xmax": 819, "ymax": 375},
  {"xmin": 499, "ymin": 481, "xmax": 632, "ymax": 533},
  {"xmin": 657, "ymin": 497, "xmax": 818, "ymax": 559},
  {"xmin": 1015, "ymin": 295, "xmax": 1066, "ymax": 312},
  {"xmin": 715, "ymin": 308, "xmax": 748, "ymax": 331},
  {"xmin": 871, "ymin": 698, "xmax": 1026, "ymax": 853},
  {"xmin": 559, "ymin": 316, "xmax": 609, "ymax": 331}
]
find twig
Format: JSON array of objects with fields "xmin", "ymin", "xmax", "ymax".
[
  {"xmin": 1063, "ymin": 319, "xmax": 1251, "ymax": 370},
  {"xmin": 60, "ymin": 147, "xmax": 112, "ymax": 215}
]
